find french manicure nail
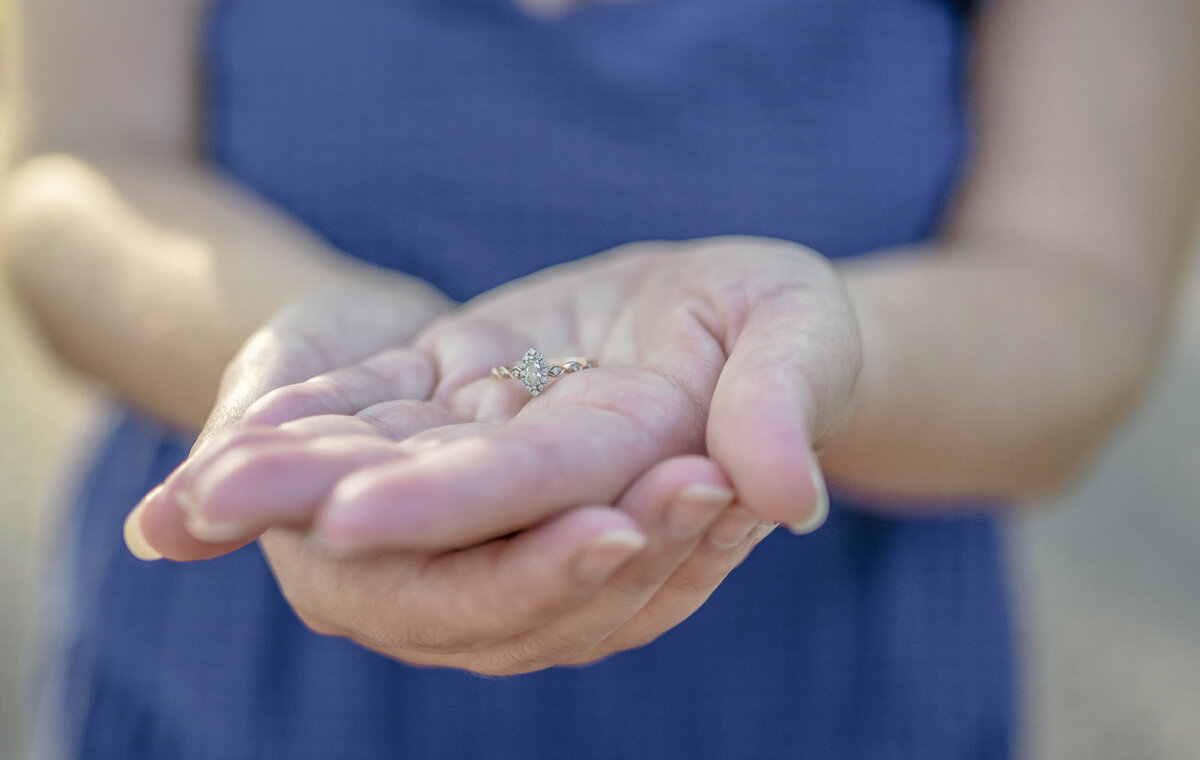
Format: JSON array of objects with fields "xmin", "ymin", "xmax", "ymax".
[
  {"xmin": 667, "ymin": 484, "xmax": 735, "ymax": 541},
  {"xmin": 176, "ymin": 489, "xmax": 251, "ymax": 543},
  {"xmin": 575, "ymin": 529, "xmax": 646, "ymax": 583},
  {"xmin": 123, "ymin": 499, "xmax": 162, "ymax": 561},
  {"xmin": 788, "ymin": 457, "xmax": 829, "ymax": 535}
]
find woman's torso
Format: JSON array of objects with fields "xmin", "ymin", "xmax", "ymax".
[{"xmin": 40, "ymin": 2, "xmax": 1013, "ymax": 758}]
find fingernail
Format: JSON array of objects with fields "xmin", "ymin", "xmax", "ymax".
[
  {"xmin": 706, "ymin": 508, "xmax": 758, "ymax": 551},
  {"xmin": 667, "ymin": 485, "xmax": 735, "ymax": 541},
  {"xmin": 123, "ymin": 494, "xmax": 163, "ymax": 561},
  {"xmin": 788, "ymin": 457, "xmax": 829, "ymax": 535},
  {"xmin": 184, "ymin": 513, "xmax": 252, "ymax": 544},
  {"xmin": 175, "ymin": 490, "xmax": 252, "ymax": 543},
  {"xmin": 575, "ymin": 529, "xmax": 646, "ymax": 583},
  {"xmin": 176, "ymin": 490, "xmax": 200, "ymax": 517}
]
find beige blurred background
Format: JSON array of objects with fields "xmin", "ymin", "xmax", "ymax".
[
  {"xmin": 2, "ymin": 239, "xmax": 1198, "ymax": 760},
  {"xmin": 1015, "ymin": 235, "xmax": 1200, "ymax": 759},
  {"xmin": 1, "ymin": 274, "xmax": 92, "ymax": 758}
]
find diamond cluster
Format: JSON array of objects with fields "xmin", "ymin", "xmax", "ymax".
[{"xmin": 516, "ymin": 348, "xmax": 550, "ymax": 395}]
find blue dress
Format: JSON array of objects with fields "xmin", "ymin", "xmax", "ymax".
[{"xmin": 37, "ymin": 1, "xmax": 1014, "ymax": 757}]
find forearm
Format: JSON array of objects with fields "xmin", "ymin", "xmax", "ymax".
[
  {"xmin": 0, "ymin": 152, "xmax": 447, "ymax": 431},
  {"xmin": 820, "ymin": 239, "xmax": 1177, "ymax": 504},
  {"xmin": 818, "ymin": 0, "xmax": 1200, "ymax": 508}
]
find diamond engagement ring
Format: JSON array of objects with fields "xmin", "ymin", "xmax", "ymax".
[{"xmin": 491, "ymin": 348, "xmax": 595, "ymax": 396}]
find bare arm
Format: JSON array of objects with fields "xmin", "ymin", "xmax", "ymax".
[
  {"xmin": 0, "ymin": 0, "xmax": 447, "ymax": 431},
  {"xmin": 821, "ymin": 0, "xmax": 1200, "ymax": 503}
]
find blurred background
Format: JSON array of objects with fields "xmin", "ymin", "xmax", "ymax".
[{"xmin": 3, "ymin": 234, "xmax": 1198, "ymax": 759}]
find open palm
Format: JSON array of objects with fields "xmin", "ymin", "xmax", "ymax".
[{"xmin": 132, "ymin": 236, "xmax": 859, "ymax": 673}]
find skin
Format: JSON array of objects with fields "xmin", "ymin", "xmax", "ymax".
[
  {"xmin": 165, "ymin": 238, "xmax": 851, "ymax": 551},
  {"xmin": 3, "ymin": 0, "xmax": 1199, "ymax": 675},
  {"xmin": 128, "ymin": 240, "xmax": 823, "ymax": 674}
]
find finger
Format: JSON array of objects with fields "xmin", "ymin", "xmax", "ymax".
[
  {"xmin": 264, "ymin": 505, "xmax": 646, "ymax": 659},
  {"xmin": 198, "ymin": 286, "xmax": 443, "ymax": 451},
  {"xmin": 240, "ymin": 347, "xmax": 436, "ymax": 427},
  {"xmin": 134, "ymin": 395, "xmax": 458, "ymax": 561},
  {"xmin": 127, "ymin": 426, "xmax": 306, "ymax": 561},
  {"xmin": 706, "ymin": 259, "xmax": 858, "ymax": 530},
  {"xmin": 198, "ymin": 329, "xmax": 331, "ymax": 453},
  {"xmin": 490, "ymin": 456, "xmax": 734, "ymax": 668},
  {"xmin": 708, "ymin": 349, "xmax": 824, "ymax": 530},
  {"xmin": 417, "ymin": 317, "xmax": 536, "ymax": 398},
  {"xmin": 443, "ymin": 371, "xmax": 540, "ymax": 427},
  {"xmin": 309, "ymin": 369, "xmax": 703, "ymax": 551},
  {"xmin": 126, "ymin": 481, "xmax": 255, "ymax": 562},
  {"xmin": 348, "ymin": 399, "xmax": 458, "ymax": 444},
  {"xmin": 186, "ymin": 435, "xmax": 399, "ymax": 537},
  {"xmin": 168, "ymin": 404, "xmax": 453, "ymax": 545},
  {"xmin": 129, "ymin": 435, "xmax": 388, "ymax": 563},
  {"xmin": 596, "ymin": 514, "xmax": 776, "ymax": 657},
  {"xmin": 614, "ymin": 455, "xmax": 732, "ymax": 536},
  {"xmin": 268, "ymin": 400, "xmax": 458, "ymax": 444}
]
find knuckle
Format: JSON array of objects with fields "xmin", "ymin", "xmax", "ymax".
[
  {"xmin": 292, "ymin": 594, "xmax": 478, "ymax": 657},
  {"xmin": 607, "ymin": 559, "xmax": 666, "ymax": 597},
  {"xmin": 499, "ymin": 583, "xmax": 562, "ymax": 622},
  {"xmin": 396, "ymin": 619, "xmax": 474, "ymax": 655},
  {"xmin": 389, "ymin": 597, "xmax": 506, "ymax": 655},
  {"xmin": 495, "ymin": 635, "xmax": 573, "ymax": 674}
]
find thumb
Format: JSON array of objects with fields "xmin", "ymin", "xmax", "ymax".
[
  {"xmin": 705, "ymin": 284, "xmax": 860, "ymax": 532},
  {"xmin": 192, "ymin": 325, "xmax": 324, "ymax": 454},
  {"xmin": 193, "ymin": 282, "xmax": 444, "ymax": 453}
]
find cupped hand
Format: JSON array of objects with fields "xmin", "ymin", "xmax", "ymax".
[
  {"xmin": 128, "ymin": 235, "xmax": 858, "ymax": 671},
  {"xmin": 281, "ymin": 235, "xmax": 856, "ymax": 550}
]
